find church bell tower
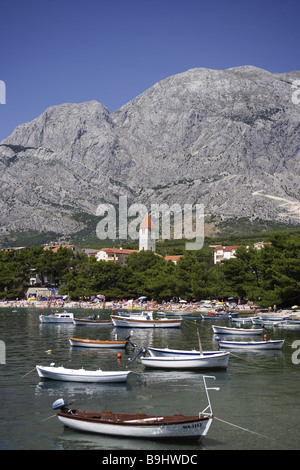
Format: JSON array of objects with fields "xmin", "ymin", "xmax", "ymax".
[{"xmin": 139, "ymin": 213, "xmax": 156, "ymax": 252}]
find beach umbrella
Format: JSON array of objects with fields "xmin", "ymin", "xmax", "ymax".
[
  {"xmin": 291, "ymin": 305, "xmax": 299, "ymax": 309},
  {"xmin": 179, "ymin": 300, "xmax": 187, "ymax": 303},
  {"xmin": 138, "ymin": 296, "xmax": 147, "ymax": 300},
  {"xmin": 97, "ymin": 294, "xmax": 105, "ymax": 300}
]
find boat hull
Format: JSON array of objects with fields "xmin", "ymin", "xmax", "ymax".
[
  {"xmin": 57, "ymin": 409, "xmax": 213, "ymax": 439},
  {"xmin": 111, "ymin": 315, "xmax": 182, "ymax": 328},
  {"xmin": 68, "ymin": 337, "xmax": 127, "ymax": 348},
  {"xmin": 217, "ymin": 340, "xmax": 284, "ymax": 350},
  {"xmin": 36, "ymin": 366, "xmax": 131, "ymax": 383},
  {"xmin": 141, "ymin": 352, "xmax": 230, "ymax": 369},
  {"xmin": 73, "ymin": 318, "xmax": 112, "ymax": 326},
  {"xmin": 212, "ymin": 325, "xmax": 263, "ymax": 335}
]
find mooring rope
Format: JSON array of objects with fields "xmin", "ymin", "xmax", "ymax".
[{"xmin": 214, "ymin": 416, "xmax": 295, "ymax": 449}]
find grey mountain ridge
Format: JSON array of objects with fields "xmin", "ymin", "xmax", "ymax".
[{"xmin": 1, "ymin": 65, "xmax": 300, "ymax": 237}]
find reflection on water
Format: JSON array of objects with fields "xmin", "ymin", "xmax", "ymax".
[{"xmin": 1, "ymin": 308, "xmax": 300, "ymax": 450}]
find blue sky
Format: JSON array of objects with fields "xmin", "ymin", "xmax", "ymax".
[{"xmin": 1, "ymin": 0, "xmax": 299, "ymax": 141}]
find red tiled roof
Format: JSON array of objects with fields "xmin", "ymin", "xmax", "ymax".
[{"xmin": 100, "ymin": 248, "xmax": 139, "ymax": 255}]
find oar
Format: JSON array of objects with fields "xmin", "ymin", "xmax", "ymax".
[{"xmin": 197, "ymin": 329, "xmax": 203, "ymax": 356}]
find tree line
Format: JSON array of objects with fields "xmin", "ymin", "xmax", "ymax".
[{"xmin": 0, "ymin": 232, "xmax": 299, "ymax": 308}]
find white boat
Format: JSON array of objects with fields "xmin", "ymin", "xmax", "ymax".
[
  {"xmin": 231, "ymin": 316, "xmax": 254, "ymax": 324},
  {"xmin": 217, "ymin": 339, "xmax": 284, "ymax": 350},
  {"xmin": 273, "ymin": 320, "xmax": 300, "ymax": 330},
  {"xmin": 39, "ymin": 311, "xmax": 74, "ymax": 323},
  {"xmin": 68, "ymin": 337, "xmax": 129, "ymax": 349},
  {"xmin": 212, "ymin": 325, "xmax": 263, "ymax": 335},
  {"xmin": 148, "ymin": 347, "xmax": 221, "ymax": 357},
  {"xmin": 36, "ymin": 364, "xmax": 131, "ymax": 383},
  {"xmin": 140, "ymin": 352, "xmax": 230, "ymax": 369},
  {"xmin": 111, "ymin": 311, "xmax": 182, "ymax": 328},
  {"xmin": 201, "ymin": 313, "xmax": 236, "ymax": 320},
  {"xmin": 52, "ymin": 375, "xmax": 218, "ymax": 440},
  {"xmin": 252, "ymin": 315, "xmax": 291, "ymax": 325}
]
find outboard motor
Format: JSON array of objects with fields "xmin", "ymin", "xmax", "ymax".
[
  {"xmin": 52, "ymin": 398, "xmax": 72, "ymax": 412},
  {"xmin": 124, "ymin": 334, "xmax": 136, "ymax": 348},
  {"xmin": 128, "ymin": 346, "xmax": 147, "ymax": 363}
]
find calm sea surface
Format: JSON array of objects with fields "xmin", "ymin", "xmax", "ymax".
[{"xmin": 0, "ymin": 307, "xmax": 300, "ymax": 451}]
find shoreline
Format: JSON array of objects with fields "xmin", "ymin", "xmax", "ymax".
[{"xmin": 1, "ymin": 299, "xmax": 299, "ymax": 318}]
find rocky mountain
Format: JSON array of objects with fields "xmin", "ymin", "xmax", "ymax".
[{"xmin": 0, "ymin": 65, "xmax": 300, "ymax": 242}]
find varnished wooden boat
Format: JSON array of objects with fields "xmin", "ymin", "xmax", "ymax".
[
  {"xmin": 68, "ymin": 337, "xmax": 128, "ymax": 349},
  {"xmin": 73, "ymin": 317, "xmax": 112, "ymax": 326},
  {"xmin": 52, "ymin": 375, "xmax": 218, "ymax": 439}
]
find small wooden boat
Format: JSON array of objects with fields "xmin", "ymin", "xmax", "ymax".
[
  {"xmin": 217, "ymin": 339, "xmax": 284, "ymax": 350},
  {"xmin": 111, "ymin": 311, "xmax": 182, "ymax": 328},
  {"xmin": 140, "ymin": 352, "xmax": 230, "ymax": 369},
  {"xmin": 212, "ymin": 325, "xmax": 263, "ymax": 336},
  {"xmin": 68, "ymin": 337, "xmax": 128, "ymax": 349},
  {"xmin": 39, "ymin": 311, "xmax": 74, "ymax": 323},
  {"xmin": 36, "ymin": 364, "xmax": 131, "ymax": 383},
  {"xmin": 73, "ymin": 317, "xmax": 112, "ymax": 326},
  {"xmin": 52, "ymin": 375, "xmax": 218, "ymax": 439}
]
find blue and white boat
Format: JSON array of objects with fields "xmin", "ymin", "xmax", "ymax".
[
  {"xmin": 212, "ymin": 325, "xmax": 263, "ymax": 336},
  {"xmin": 217, "ymin": 339, "xmax": 284, "ymax": 350}
]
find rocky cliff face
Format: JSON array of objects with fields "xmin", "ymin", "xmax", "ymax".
[{"xmin": 0, "ymin": 66, "xmax": 299, "ymax": 238}]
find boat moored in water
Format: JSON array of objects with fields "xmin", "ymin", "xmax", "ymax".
[
  {"xmin": 68, "ymin": 336, "xmax": 131, "ymax": 349},
  {"xmin": 212, "ymin": 325, "xmax": 263, "ymax": 335},
  {"xmin": 140, "ymin": 352, "xmax": 230, "ymax": 370},
  {"xmin": 73, "ymin": 317, "xmax": 112, "ymax": 326},
  {"xmin": 217, "ymin": 339, "xmax": 284, "ymax": 350},
  {"xmin": 111, "ymin": 311, "xmax": 182, "ymax": 328},
  {"xmin": 39, "ymin": 311, "xmax": 74, "ymax": 323},
  {"xmin": 148, "ymin": 347, "xmax": 221, "ymax": 357},
  {"xmin": 52, "ymin": 375, "xmax": 219, "ymax": 440},
  {"xmin": 36, "ymin": 364, "xmax": 131, "ymax": 383}
]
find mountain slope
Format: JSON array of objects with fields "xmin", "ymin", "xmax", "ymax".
[{"xmin": 0, "ymin": 66, "xmax": 299, "ymax": 239}]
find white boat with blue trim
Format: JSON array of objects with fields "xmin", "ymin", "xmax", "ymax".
[
  {"xmin": 148, "ymin": 347, "xmax": 221, "ymax": 357},
  {"xmin": 217, "ymin": 339, "xmax": 284, "ymax": 350},
  {"xmin": 212, "ymin": 325, "xmax": 263, "ymax": 335},
  {"xmin": 111, "ymin": 311, "xmax": 182, "ymax": 328}
]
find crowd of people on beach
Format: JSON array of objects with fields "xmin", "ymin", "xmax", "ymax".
[{"xmin": 0, "ymin": 296, "xmax": 261, "ymax": 313}]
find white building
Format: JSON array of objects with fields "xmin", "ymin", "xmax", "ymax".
[
  {"xmin": 95, "ymin": 248, "xmax": 138, "ymax": 266},
  {"xmin": 213, "ymin": 246, "xmax": 238, "ymax": 264},
  {"xmin": 139, "ymin": 213, "xmax": 156, "ymax": 252}
]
